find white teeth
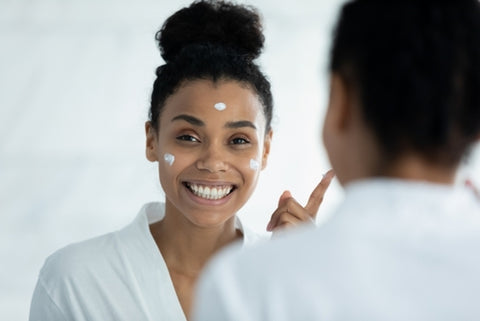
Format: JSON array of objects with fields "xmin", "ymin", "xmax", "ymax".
[{"xmin": 187, "ymin": 183, "xmax": 233, "ymax": 200}]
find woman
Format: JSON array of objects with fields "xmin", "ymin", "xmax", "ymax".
[
  {"xmin": 29, "ymin": 1, "xmax": 332, "ymax": 320},
  {"xmin": 193, "ymin": 0, "xmax": 480, "ymax": 320}
]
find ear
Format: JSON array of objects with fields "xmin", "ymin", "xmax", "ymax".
[
  {"xmin": 261, "ymin": 129, "xmax": 273, "ymax": 170},
  {"xmin": 329, "ymin": 73, "xmax": 352, "ymax": 132},
  {"xmin": 145, "ymin": 121, "xmax": 159, "ymax": 162}
]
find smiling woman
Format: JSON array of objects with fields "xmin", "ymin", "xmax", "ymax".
[
  {"xmin": 146, "ymin": 79, "xmax": 270, "ymax": 230},
  {"xmin": 27, "ymin": 1, "xmax": 324, "ymax": 320}
]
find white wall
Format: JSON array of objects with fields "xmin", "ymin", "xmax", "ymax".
[{"xmin": 1, "ymin": 0, "xmax": 479, "ymax": 319}]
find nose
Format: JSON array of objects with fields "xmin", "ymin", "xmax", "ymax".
[{"xmin": 196, "ymin": 142, "xmax": 228, "ymax": 173}]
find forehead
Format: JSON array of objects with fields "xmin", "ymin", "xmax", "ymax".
[{"xmin": 161, "ymin": 79, "xmax": 265, "ymax": 124}]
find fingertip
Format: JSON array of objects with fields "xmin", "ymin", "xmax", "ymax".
[
  {"xmin": 323, "ymin": 169, "xmax": 335, "ymax": 177},
  {"xmin": 322, "ymin": 170, "xmax": 335, "ymax": 183},
  {"xmin": 283, "ymin": 190, "xmax": 292, "ymax": 198},
  {"xmin": 278, "ymin": 190, "xmax": 292, "ymax": 204}
]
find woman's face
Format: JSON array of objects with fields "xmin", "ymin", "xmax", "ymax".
[{"xmin": 146, "ymin": 79, "xmax": 272, "ymax": 228}]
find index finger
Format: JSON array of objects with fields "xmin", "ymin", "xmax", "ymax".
[{"xmin": 304, "ymin": 169, "xmax": 335, "ymax": 216}]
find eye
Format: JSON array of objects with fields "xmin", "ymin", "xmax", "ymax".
[
  {"xmin": 230, "ymin": 137, "xmax": 250, "ymax": 145},
  {"xmin": 176, "ymin": 134, "xmax": 200, "ymax": 143}
]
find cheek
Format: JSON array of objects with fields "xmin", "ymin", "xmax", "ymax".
[
  {"xmin": 158, "ymin": 151, "xmax": 195, "ymax": 187},
  {"xmin": 237, "ymin": 149, "xmax": 263, "ymax": 186},
  {"xmin": 234, "ymin": 153, "xmax": 260, "ymax": 173},
  {"xmin": 235, "ymin": 156, "xmax": 261, "ymax": 202},
  {"xmin": 163, "ymin": 153, "xmax": 175, "ymax": 166},
  {"xmin": 322, "ymin": 109, "xmax": 335, "ymax": 160},
  {"xmin": 249, "ymin": 159, "xmax": 260, "ymax": 171},
  {"xmin": 322, "ymin": 122, "xmax": 331, "ymax": 156},
  {"xmin": 322, "ymin": 114, "xmax": 344, "ymax": 182},
  {"xmin": 323, "ymin": 129, "xmax": 337, "ymax": 167},
  {"xmin": 246, "ymin": 142, "xmax": 264, "ymax": 172},
  {"xmin": 159, "ymin": 152, "xmax": 179, "ymax": 179}
]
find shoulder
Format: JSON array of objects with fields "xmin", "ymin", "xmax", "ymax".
[
  {"xmin": 201, "ymin": 207, "xmax": 360, "ymax": 290},
  {"xmin": 203, "ymin": 224, "xmax": 330, "ymax": 288},
  {"xmin": 37, "ymin": 202, "xmax": 160, "ymax": 288},
  {"xmin": 38, "ymin": 232, "xmax": 120, "ymax": 289},
  {"xmin": 194, "ymin": 226, "xmax": 336, "ymax": 320}
]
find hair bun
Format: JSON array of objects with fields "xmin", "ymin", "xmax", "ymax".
[{"xmin": 157, "ymin": 0, "xmax": 265, "ymax": 63}]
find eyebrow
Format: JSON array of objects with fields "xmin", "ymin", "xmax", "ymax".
[
  {"xmin": 171, "ymin": 114, "xmax": 205, "ymax": 126},
  {"xmin": 225, "ymin": 120, "xmax": 257, "ymax": 130},
  {"xmin": 171, "ymin": 114, "xmax": 256, "ymax": 130}
]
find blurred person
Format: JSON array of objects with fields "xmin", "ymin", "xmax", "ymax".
[
  {"xmin": 193, "ymin": 0, "xmax": 480, "ymax": 320},
  {"xmin": 28, "ymin": 1, "xmax": 333, "ymax": 320}
]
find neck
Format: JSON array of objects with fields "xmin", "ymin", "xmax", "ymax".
[
  {"xmin": 339, "ymin": 145, "xmax": 459, "ymax": 186},
  {"xmin": 383, "ymin": 155, "xmax": 457, "ymax": 185},
  {"xmin": 150, "ymin": 205, "xmax": 242, "ymax": 275},
  {"xmin": 377, "ymin": 153, "xmax": 458, "ymax": 185}
]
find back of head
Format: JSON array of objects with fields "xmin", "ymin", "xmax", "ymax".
[
  {"xmin": 149, "ymin": 0, "xmax": 273, "ymax": 132},
  {"xmin": 329, "ymin": 0, "xmax": 480, "ymax": 167}
]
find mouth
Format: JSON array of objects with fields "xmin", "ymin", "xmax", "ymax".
[{"xmin": 183, "ymin": 182, "xmax": 236, "ymax": 200}]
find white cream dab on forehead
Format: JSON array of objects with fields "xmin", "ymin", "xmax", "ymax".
[
  {"xmin": 164, "ymin": 153, "xmax": 175, "ymax": 166},
  {"xmin": 250, "ymin": 159, "xmax": 260, "ymax": 171},
  {"xmin": 214, "ymin": 102, "xmax": 226, "ymax": 111}
]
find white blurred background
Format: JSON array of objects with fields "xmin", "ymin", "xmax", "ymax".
[{"xmin": 1, "ymin": 0, "xmax": 479, "ymax": 319}]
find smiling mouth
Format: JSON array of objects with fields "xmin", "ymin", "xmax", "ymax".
[{"xmin": 184, "ymin": 182, "xmax": 235, "ymax": 200}]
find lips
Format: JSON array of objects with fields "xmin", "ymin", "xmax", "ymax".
[{"xmin": 184, "ymin": 182, "xmax": 235, "ymax": 200}]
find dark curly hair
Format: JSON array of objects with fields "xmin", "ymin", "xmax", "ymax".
[
  {"xmin": 149, "ymin": 0, "xmax": 273, "ymax": 133},
  {"xmin": 330, "ymin": 0, "xmax": 480, "ymax": 166}
]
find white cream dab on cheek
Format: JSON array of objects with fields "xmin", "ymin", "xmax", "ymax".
[
  {"xmin": 214, "ymin": 102, "xmax": 226, "ymax": 111},
  {"xmin": 250, "ymin": 159, "xmax": 260, "ymax": 171},
  {"xmin": 164, "ymin": 153, "xmax": 175, "ymax": 166}
]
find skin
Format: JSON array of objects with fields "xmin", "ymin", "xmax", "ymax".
[
  {"xmin": 322, "ymin": 73, "xmax": 458, "ymax": 186},
  {"xmin": 266, "ymin": 169, "xmax": 335, "ymax": 232},
  {"xmin": 144, "ymin": 78, "xmax": 333, "ymax": 318},
  {"xmin": 145, "ymin": 79, "xmax": 272, "ymax": 319}
]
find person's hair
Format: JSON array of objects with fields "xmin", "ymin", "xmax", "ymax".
[
  {"xmin": 329, "ymin": 0, "xmax": 480, "ymax": 166},
  {"xmin": 149, "ymin": 0, "xmax": 273, "ymax": 133}
]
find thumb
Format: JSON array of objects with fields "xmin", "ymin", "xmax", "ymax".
[{"xmin": 278, "ymin": 190, "xmax": 292, "ymax": 206}]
